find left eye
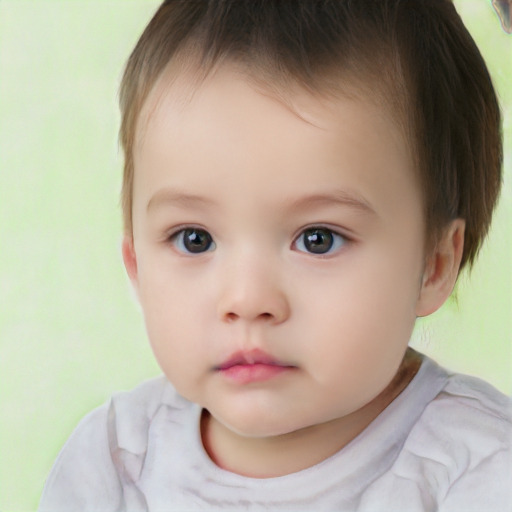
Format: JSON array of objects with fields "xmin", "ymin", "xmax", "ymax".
[
  {"xmin": 294, "ymin": 227, "xmax": 346, "ymax": 255},
  {"xmin": 170, "ymin": 228, "xmax": 216, "ymax": 254}
]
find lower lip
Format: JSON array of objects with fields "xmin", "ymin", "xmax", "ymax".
[{"xmin": 219, "ymin": 363, "xmax": 293, "ymax": 384}]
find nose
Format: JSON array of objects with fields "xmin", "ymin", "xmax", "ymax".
[{"xmin": 216, "ymin": 257, "xmax": 290, "ymax": 325}]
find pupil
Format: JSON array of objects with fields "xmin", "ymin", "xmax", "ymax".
[
  {"xmin": 305, "ymin": 228, "xmax": 333, "ymax": 254},
  {"xmin": 184, "ymin": 229, "xmax": 211, "ymax": 253}
]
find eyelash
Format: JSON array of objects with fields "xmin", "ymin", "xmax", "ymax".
[
  {"xmin": 167, "ymin": 226, "xmax": 216, "ymax": 254},
  {"xmin": 292, "ymin": 226, "xmax": 348, "ymax": 256},
  {"xmin": 166, "ymin": 225, "xmax": 349, "ymax": 256}
]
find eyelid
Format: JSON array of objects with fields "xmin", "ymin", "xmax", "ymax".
[
  {"xmin": 292, "ymin": 225, "xmax": 351, "ymax": 256},
  {"xmin": 164, "ymin": 225, "xmax": 216, "ymax": 254},
  {"xmin": 164, "ymin": 223, "xmax": 209, "ymax": 240},
  {"xmin": 291, "ymin": 224, "xmax": 353, "ymax": 243}
]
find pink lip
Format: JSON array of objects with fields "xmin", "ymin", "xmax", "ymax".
[{"xmin": 215, "ymin": 349, "xmax": 296, "ymax": 384}]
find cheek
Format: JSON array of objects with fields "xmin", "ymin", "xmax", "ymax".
[
  {"xmin": 306, "ymin": 249, "xmax": 420, "ymax": 327},
  {"xmin": 137, "ymin": 254, "xmax": 206, "ymax": 327},
  {"xmin": 136, "ymin": 267, "xmax": 207, "ymax": 376},
  {"xmin": 298, "ymin": 249, "xmax": 420, "ymax": 377}
]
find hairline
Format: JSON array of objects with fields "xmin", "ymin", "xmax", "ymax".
[{"xmin": 124, "ymin": 50, "xmax": 418, "ymax": 229}]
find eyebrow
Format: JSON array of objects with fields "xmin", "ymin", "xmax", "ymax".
[
  {"xmin": 284, "ymin": 190, "xmax": 377, "ymax": 217},
  {"xmin": 146, "ymin": 187, "xmax": 377, "ymax": 217},
  {"xmin": 147, "ymin": 188, "xmax": 217, "ymax": 212}
]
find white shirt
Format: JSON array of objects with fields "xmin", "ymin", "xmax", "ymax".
[{"xmin": 39, "ymin": 355, "xmax": 512, "ymax": 511}]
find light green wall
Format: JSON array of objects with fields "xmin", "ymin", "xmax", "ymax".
[{"xmin": 0, "ymin": 1, "xmax": 510, "ymax": 510}]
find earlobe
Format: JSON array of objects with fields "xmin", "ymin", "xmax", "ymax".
[
  {"xmin": 416, "ymin": 219, "xmax": 465, "ymax": 317},
  {"xmin": 122, "ymin": 236, "xmax": 139, "ymax": 288}
]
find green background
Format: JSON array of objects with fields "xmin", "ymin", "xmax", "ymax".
[{"xmin": 0, "ymin": 1, "xmax": 510, "ymax": 510}]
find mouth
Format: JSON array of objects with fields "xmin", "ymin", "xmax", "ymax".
[{"xmin": 215, "ymin": 349, "xmax": 297, "ymax": 384}]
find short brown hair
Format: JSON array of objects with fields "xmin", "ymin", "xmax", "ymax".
[{"xmin": 119, "ymin": 0, "xmax": 502, "ymax": 271}]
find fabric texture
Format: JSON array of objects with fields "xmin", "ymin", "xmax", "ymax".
[{"xmin": 39, "ymin": 355, "xmax": 512, "ymax": 511}]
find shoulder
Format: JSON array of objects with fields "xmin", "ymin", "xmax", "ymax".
[
  {"xmin": 420, "ymin": 369, "xmax": 511, "ymax": 450},
  {"xmin": 39, "ymin": 376, "xmax": 187, "ymax": 512},
  {"xmin": 403, "ymin": 362, "xmax": 512, "ymax": 511},
  {"xmin": 108, "ymin": 375, "xmax": 190, "ymax": 451}
]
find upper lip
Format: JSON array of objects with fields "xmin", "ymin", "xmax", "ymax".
[{"xmin": 215, "ymin": 349, "xmax": 293, "ymax": 370}]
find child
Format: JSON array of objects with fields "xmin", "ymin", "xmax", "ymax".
[{"xmin": 39, "ymin": 0, "xmax": 511, "ymax": 510}]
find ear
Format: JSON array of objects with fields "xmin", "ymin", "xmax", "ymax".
[
  {"xmin": 122, "ymin": 235, "xmax": 139, "ymax": 293},
  {"xmin": 415, "ymin": 219, "xmax": 465, "ymax": 317}
]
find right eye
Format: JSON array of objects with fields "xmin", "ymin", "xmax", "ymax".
[
  {"xmin": 293, "ymin": 226, "xmax": 346, "ymax": 255},
  {"xmin": 170, "ymin": 228, "xmax": 216, "ymax": 254}
]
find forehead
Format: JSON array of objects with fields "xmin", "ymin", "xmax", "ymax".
[
  {"xmin": 136, "ymin": 60, "xmax": 408, "ymax": 152},
  {"xmin": 132, "ymin": 63, "xmax": 418, "ymax": 222}
]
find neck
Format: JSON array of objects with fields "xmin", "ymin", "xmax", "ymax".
[{"xmin": 201, "ymin": 348, "xmax": 422, "ymax": 478}]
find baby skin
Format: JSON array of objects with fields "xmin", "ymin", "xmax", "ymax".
[{"xmin": 122, "ymin": 65, "xmax": 464, "ymax": 478}]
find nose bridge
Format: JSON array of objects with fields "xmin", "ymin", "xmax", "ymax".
[{"xmin": 217, "ymin": 248, "xmax": 290, "ymax": 324}]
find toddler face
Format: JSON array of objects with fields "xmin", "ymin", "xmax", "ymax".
[{"xmin": 125, "ymin": 66, "xmax": 427, "ymax": 439}]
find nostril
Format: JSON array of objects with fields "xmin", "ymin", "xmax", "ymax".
[
  {"xmin": 225, "ymin": 312, "xmax": 239, "ymax": 322},
  {"xmin": 223, "ymin": 311, "xmax": 274, "ymax": 322}
]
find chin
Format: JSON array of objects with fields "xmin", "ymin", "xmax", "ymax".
[{"xmin": 215, "ymin": 408, "xmax": 315, "ymax": 439}]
